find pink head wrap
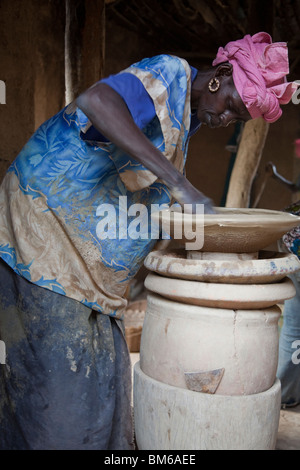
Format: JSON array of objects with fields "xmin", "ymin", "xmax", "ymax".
[{"xmin": 213, "ymin": 32, "xmax": 298, "ymax": 123}]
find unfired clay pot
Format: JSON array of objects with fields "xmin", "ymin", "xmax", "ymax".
[
  {"xmin": 152, "ymin": 207, "xmax": 300, "ymax": 253},
  {"xmin": 134, "ymin": 208, "xmax": 300, "ymax": 450},
  {"xmin": 134, "ymin": 363, "xmax": 281, "ymax": 450},
  {"xmin": 144, "ymin": 249, "xmax": 300, "ymax": 284},
  {"xmin": 144, "ymin": 272, "xmax": 295, "ymax": 309},
  {"xmin": 140, "ymin": 293, "xmax": 281, "ymax": 396}
]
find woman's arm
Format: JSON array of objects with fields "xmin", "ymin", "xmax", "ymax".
[{"xmin": 76, "ymin": 82, "xmax": 215, "ymax": 213}]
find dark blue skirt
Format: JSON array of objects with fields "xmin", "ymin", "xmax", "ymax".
[{"xmin": 0, "ymin": 259, "xmax": 134, "ymax": 450}]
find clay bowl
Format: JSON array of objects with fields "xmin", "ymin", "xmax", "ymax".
[
  {"xmin": 151, "ymin": 207, "xmax": 300, "ymax": 253},
  {"xmin": 144, "ymin": 272, "xmax": 296, "ymax": 309},
  {"xmin": 144, "ymin": 249, "xmax": 300, "ymax": 284}
]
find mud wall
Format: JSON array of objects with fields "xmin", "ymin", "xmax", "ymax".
[
  {"xmin": 1, "ymin": 1, "xmax": 299, "ymax": 211},
  {"xmin": 104, "ymin": 21, "xmax": 300, "ymax": 211},
  {"xmin": 0, "ymin": 0, "xmax": 65, "ymax": 176}
]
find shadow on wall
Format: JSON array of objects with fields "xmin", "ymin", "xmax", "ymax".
[{"xmin": 186, "ymin": 103, "xmax": 299, "ymax": 211}]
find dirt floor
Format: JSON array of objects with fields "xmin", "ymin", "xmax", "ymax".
[
  {"xmin": 276, "ymin": 404, "xmax": 300, "ymax": 450},
  {"xmin": 130, "ymin": 353, "xmax": 300, "ymax": 451}
]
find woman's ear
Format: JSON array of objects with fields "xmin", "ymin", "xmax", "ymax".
[{"xmin": 214, "ymin": 63, "xmax": 233, "ymax": 78}]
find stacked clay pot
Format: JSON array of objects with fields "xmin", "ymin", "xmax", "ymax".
[{"xmin": 134, "ymin": 248, "xmax": 300, "ymax": 450}]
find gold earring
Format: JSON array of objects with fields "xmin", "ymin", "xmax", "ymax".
[{"xmin": 208, "ymin": 78, "xmax": 220, "ymax": 93}]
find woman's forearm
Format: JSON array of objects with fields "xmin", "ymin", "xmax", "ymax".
[
  {"xmin": 76, "ymin": 82, "xmax": 215, "ymax": 212},
  {"xmin": 76, "ymin": 83, "xmax": 183, "ymax": 189}
]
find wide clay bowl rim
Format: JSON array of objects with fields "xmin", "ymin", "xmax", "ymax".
[
  {"xmin": 144, "ymin": 272, "xmax": 296, "ymax": 309},
  {"xmin": 144, "ymin": 249, "xmax": 300, "ymax": 284},
  {"xmin": 152, "ymin": 207, "xmax": 300, "ymax": 229},
  {"xmin": 151, "ymin": 207, "xmax": 300, "ymax": 253}
]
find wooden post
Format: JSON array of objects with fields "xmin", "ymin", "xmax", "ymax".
[
  {"xmin": 65, "ymin": 0, "xmax": 105, "ymax": 104},
  {"xmin": 0, "ymin": 0, "xmax": 66, "ymax": 182},
  {"xmin": 33, "ymin": 0, "xmax": 66, "ymax": 130},
  {"xmin": 225, "ymin": 118, "xmax": 270, "ymax": 208}
]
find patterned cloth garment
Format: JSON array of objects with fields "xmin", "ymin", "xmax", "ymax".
[
  {"xmin": 282, "ymin": 200, "xmax": 300, "ymax": 259},
  {"xmin": 0, "ymin": 55, "xmax": 193, "ymax": 319}
]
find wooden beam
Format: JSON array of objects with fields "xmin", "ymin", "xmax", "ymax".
[
  {"xmin": 247, "ymin": 0, "xmax": 274, "ymax": 36},
  {"xmin": 225, "ymin": 118, "xmax": 270, "ymax": 208},
  {"xmin": 65, "ymin": 0, "xmax": 105, "ymax": 104},
  {"xmin": 0, "ymin": 0, "xmax": 66, "ymax": 179},
  {"xmin": 81, "ymin": 0, "xmax": 106, "ymax": 92}
]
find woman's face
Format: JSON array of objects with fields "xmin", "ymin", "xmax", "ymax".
[{"xmin": 195, "ymin": 74, "xmax": 252, "ymax": 128}]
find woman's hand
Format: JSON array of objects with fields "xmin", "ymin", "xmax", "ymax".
[{"xmin": 167, "ymin": 177, "xmax": 216, "ymax": 214}]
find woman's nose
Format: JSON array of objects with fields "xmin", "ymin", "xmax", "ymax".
[{"xmin": 220, "ymin": 112, "xmax": 236, "ymax": 127}]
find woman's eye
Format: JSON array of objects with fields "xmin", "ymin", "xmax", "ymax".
[{"xmin": 227, "ymin": 103, "xmax": 233, "ymax": 114}]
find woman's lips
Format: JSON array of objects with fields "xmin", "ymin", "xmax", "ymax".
[{"xmin": 206, "ymin": 114, "xmax": 221, "ymax": 128}]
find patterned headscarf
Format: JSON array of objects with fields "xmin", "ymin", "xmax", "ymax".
[{"xmin": 213, "ymin": 32, "xmax": 298, "ymax": 123}]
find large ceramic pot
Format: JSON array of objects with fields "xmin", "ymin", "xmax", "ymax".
[
  {"xmin": 134, "ymin": 363, "xmax": 281, "ymax": 450},
  {"xmin": 140, "ymin": 293, "xmax": 282, "ymax": 395}
]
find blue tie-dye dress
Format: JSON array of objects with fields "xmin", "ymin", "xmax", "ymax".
[{"xmin": 0, "ymin": 54, "xmax": 193, "ymax": 318}]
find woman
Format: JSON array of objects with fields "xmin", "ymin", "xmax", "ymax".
[
  {"xmin": 278, "ymin": 198, "xmax": 300, "ymax": 408},
  {"xmin": 0, "ymin": 32, "xmax": 297, "ymax": 449}
]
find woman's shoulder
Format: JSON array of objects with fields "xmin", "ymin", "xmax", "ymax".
[
  {"xmin": 131, "ymin": 54, "xmax": 190, "ymax": 73},
  {"xmin": 127, "ymin": 54, "xmax": 192, "ymax": 87}
]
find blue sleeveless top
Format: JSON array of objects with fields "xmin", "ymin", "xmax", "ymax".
[{"xmin": 0, "ymin": 55, "xmax": 196, "ymax": 318}]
